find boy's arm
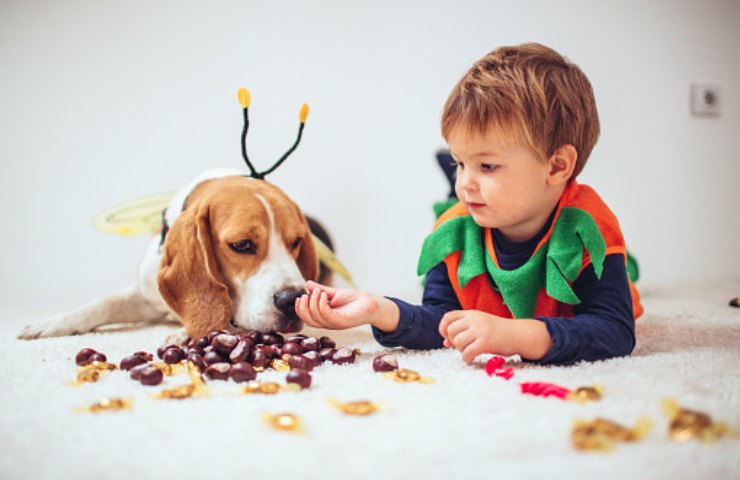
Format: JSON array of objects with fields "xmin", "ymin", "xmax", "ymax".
[
  {"xmin": 372, "ymin": 263, "xmax": 460, "ymax": 349},
  {"xmin": 531, "ymin": 253, "xmax": 635, "ymax": 365}
]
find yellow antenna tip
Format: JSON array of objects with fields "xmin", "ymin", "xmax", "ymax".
[
  {"xmin": 238, "ymin": 88, "xmax": 251, "ymax": 108},
  {"xmin": 299, "ymin": 103, "xmax": 309, "ymax": 123}
]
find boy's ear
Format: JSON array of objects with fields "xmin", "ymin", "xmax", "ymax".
[{"xmin": 547, "ymin": 144, "xmax": 577, "ymax": 185}]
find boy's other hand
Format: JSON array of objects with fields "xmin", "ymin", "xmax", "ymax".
[
  {"xmin": 439, "ymin": 310, "xmax": 512, "ymax": 363},
  {"xmin": 439, "ymin": 310, "xmax": 552, "ymax": 363}
]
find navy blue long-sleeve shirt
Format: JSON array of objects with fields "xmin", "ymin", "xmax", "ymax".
[{"xmin": 372, "ymin": 220, "xmax": 636, "ymax": 366}]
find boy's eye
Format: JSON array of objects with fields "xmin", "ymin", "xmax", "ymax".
[
  {"xmin": 451, "ymin": 160, "xmax": 464, "ymax": 170},
  {"xmin": 480, "ymin": 163, "xmax": 499, "ymax": 172}
]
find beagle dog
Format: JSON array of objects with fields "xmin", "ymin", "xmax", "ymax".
[{"xmin": 18, "ymin": 168, "xmax": 320, "ymax": 344}]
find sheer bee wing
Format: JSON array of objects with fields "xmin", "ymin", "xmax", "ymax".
[{"xmin": 92, "ymin": 192, "xmax": 175, "ymax": 236}]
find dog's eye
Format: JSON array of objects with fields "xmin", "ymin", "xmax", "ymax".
[
  {"xmin": 229, "ymin": 239, "xmax": 257, "ymax": 254},
  {"xmin": 291, "ymin": 238, "xmax": 302, "ymax": 250}
]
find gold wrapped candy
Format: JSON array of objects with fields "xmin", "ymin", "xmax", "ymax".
[
  {"xmin": 262, "ymin": 412, "xmax": 302, "ymax": 432},
  {"xmin": 240, "ymin": 381, "xmax": 282, "ymax": 395},
  {"xmin": 270, "ymin": 358, "xmax": 290, "ymax": 372},
  {"xmin": 566, "ymin": 385, "xmax": 604, "ymax": 403},
  {"xmin": 383, "ymin": 368, "xmax": 435, "ymax": 384},
  {"xmin": 76, "ymin": 397, "xmax": 133, "ymax": 413},
  {"xmin": 151, "ymin": 361, "xmax": 187, "ymax": 376},
  {"xmin": 70, "ymin": 361, "xmax": 118, "ymax": 385},
  {"xmin": 572, "ymin": 417, "xmax": 652, "ymax": 452},
  {"xmin": 328, "ymin": 399, "xmax": 384, "ymax": 416},
  {"xmin": 75, "ymin": 368, "xmax": 100, "ymax": 384},
  {"xmin": 662, "ymin": 398, "xmax": 738, "ymax": 442}
]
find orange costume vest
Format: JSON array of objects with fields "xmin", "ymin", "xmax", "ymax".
[{"xmin": 417, "ymin": 181, "xmax": 643, "ymax": 320}]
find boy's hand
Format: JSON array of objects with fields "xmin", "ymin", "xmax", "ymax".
[
  {"xmin": 295, "ymin": 281, "xmax": 399, "ymax": 332},
  {"xmin": 439, "ymin": 310, "xmax": 512, "ymax": 363},
  {"xmin": 439, "ymin": 310, "xmax": 552, "ymax": 363}
]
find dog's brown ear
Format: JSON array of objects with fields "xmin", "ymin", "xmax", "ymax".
[
  {"xmin": 297, "ymin": 215, "xmax": 319, "ymax": 282},
  {"xmin": 158, "ymin": 205, "xmax": 233, "ymax": 339}
]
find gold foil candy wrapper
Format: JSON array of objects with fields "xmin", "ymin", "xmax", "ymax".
[
  {"xmin": 187, "ymin": 362, "xmax": 207, "ymax": 389},
  {"xmin": 241, "ymin": 382, "xmax": 282, "ymax": 395},
  {"xmin": 572, "ymin": 417, "xmax": 652, "ymax": 452},
  {"xmin": 151, "ymin": 361, "xmax": 186, "ymax": 376},
  {"xmin": 154, "ymin": 384, "xmax": 197, "ymax": 400},
  {"xmin": 662, "ymin": 398, "xmax": 738, "ymax": 442},
  {"xmin": 154, "ymin": 363, "xmax": 210, "ymax": 400},
  {"xmin": 87, "ymin": 361, "xmax": 118, "ymax": 372},
  {"xmin": 271, "ymin": 358, "xmax": 290, "ymax": 372},
  {"xmin": 566, "ymin": 385, "xmax": 604, "ymax": 403},
  {"xmin": 328, "ymin": 399, "xmax": 383, "ymax": 416},
  {"xmin": 75, "ymin": 368, "xmax": 101, "ymax": 384},
  {"xmin": 77, "ymin": 397, "xmax": 133, "ymax": 413},
  {"xmin": 70, "ymin": 361, "xmax": 118, "ymax": 385},
  {"xmin": 262, "ymin": 412, "xmax": 302, "ymax": 432},
  {"xmin": 383, "ymin": 368, "xmax": 435, "ymax": 384}
]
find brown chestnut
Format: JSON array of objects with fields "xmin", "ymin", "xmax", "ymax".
[
  {"xmin": 207, "ymin": 329, "xmax": 229, "ymax": 344},
  {"xmin": 281, "ymin": 341, "xmax": 303, "ymax": 356},
  {"xmin": 250, "ymin": 350, "xmax": 269, "ymax": 368},
  {"xmin": 287, "ymin": 354, "xmax": 314, "ymax": 372},
  {"xmin": 286, "ymin": 368, "xmax": 311, "ymax": 389},
  {"xmin": 74, "ymin": 348, "xmax": 95, "ymax": 366},
  {"xmin": 187, "ymin": 353, "xmax": 206, "ymax": 371},
  {"xmin": 372, "ymin": 354, "xmax": 399, "ymax": 372},
  {"xmin": 133, "ymin": 351, "xmax": 154, "ymax": 361},
  {"xmin": 156, "ymin": 344, "xmax": 179, "ymax": 360},
  {"xmin": 203, "ymin": 351, "xmax": 226, "ymax": 366},
  {"xmin": 261, "ymin": 332, "xmax": 284, "ymax": 346},
  {"xmin": 319, "ymin": 336, "xmax": 336, "ymax": 349},
  {"xmin": 318, "ymin": 347, "xmax": 336, "ymax": 362},
  {"xmin": 230, "ymin": 362, "xmax": 257, "ymax": 382},
  {"xmin": 162, "ymin": 347, "xmax": 185, "ymax": 364},
  {"xmin": 330, "ymin": 348, "xmax": 356, "ymax": 365},
  {"xmin": 120, "ymin": 354, "xmax": 148, "ymax": 371},
  {"xmin": 229, "ymin": 340, "xmax": 252, "ymax": 363},
  {"xmin": 88, "ymin": 352, "xmax": 107, "ymax": 364},
  {"xmin": 129, "ymin": 363, "xmax": 150, "ymax": 381},
  {"xmin": 140, "ymin": 366, "xmax": 164, "ymax": 386},
  {"xmin": 301, "ymin": 337, "xmax": 320, "ymax": 352},
  {"xmin": 212, "ymin": 334, "xmax": 238, "ymax": 354},
  {"xmin": 204, "ymin": 363, "xmax": 231, "ymax": 381},
  {"xmin": 302, "ymin": 351, "xmax": 320, "ymax": 365}
]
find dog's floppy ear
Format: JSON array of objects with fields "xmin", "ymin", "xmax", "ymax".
[
  {"xmin": 297, "ymin": 214, "xmax": 319, "ymax": 282},
  {"xmin": 158, "ymin": 205, "xmax": 233, "ymax": 339}
]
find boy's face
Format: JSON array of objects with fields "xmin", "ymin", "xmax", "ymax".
[{"xmin": 448, "ymin": 126, "xmax": 562, "ymax": 242}]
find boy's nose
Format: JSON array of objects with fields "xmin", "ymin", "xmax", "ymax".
[{"xmin": 456, "ymin": 168, "xmax": 478, "ymax": 192}]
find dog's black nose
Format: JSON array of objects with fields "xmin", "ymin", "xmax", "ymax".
[{"xmin": 274, "ymin": 287, "xmax": 306, "ymax": 317}]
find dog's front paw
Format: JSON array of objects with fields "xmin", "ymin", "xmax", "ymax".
[
  {"xmin": 164, "ymin": 328, "xmax": 191, "ymax": 347},
  {"xmin": 18, "ymin": 317, "xmax": 85, "ymax": 340}
]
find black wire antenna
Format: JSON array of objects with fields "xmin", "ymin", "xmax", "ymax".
[{"xmin": 238, "ymin": 87, "xmax": 309, "ymax": 180}]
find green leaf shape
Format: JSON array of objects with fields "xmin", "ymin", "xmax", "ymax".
[{"xmin": 417, "ymin": 215, "xmax": 486, "ymax": 288}]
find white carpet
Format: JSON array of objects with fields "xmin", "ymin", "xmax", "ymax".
[{"xmin": 2, "ymin": 280, "xmax": 739, "ymax": 480}]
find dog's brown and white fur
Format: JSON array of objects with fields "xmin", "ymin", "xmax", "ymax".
[{"xmin": 18, "ymin": 169, "xmax": 318, "ymax": 345}]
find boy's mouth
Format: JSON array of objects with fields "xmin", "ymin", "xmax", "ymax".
[{"xmin": 466, "ymin": 202, "xmax": 486, "ymax": 210}]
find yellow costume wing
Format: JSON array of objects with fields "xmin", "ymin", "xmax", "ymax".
[{"xmin": 92, "ymin": 192, "xmax": 175, "ymax": 236}]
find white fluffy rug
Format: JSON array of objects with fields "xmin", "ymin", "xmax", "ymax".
[{"xmin": 2, "ymin": 280, "xmax": 739, "ymax": 480}]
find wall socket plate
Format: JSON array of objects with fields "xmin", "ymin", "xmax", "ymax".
[{"xmin": 691, "ymin": 84, "xmax": 721, "ymax": 116}]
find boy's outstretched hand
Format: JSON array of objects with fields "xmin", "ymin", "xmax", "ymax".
[
  {"xmin": 295, "ymin": 281, "xmax": 400, "ymax": 332},
  {"xmin": 439, "ymin": 310, "xmax": 552, "ymax": 363}
]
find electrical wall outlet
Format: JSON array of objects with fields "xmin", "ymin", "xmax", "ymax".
[{"xmin": 691, "ymin": 84, "xmax": 721, "ymax": 116}]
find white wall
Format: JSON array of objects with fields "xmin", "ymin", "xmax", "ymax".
[{"xmin": 1, "ymin": 0, "xmax": 738, "ymax": 309}]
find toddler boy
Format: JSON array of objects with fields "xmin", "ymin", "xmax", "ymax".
[{"xmin": 296, "ymin": 43, "xmax": 642, "ymax": 365}]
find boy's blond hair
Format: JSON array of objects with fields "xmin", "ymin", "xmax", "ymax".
[{"xmin": 442, "ymin": 43, "xmax": 599, "ymax": 178}]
